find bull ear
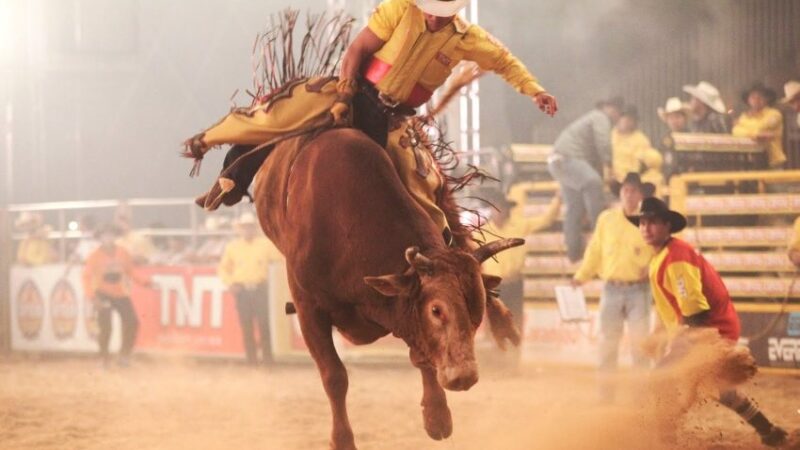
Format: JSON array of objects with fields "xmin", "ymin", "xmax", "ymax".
[
  {"xmin": 364, "ymin": 275, "xmax": 409, "ymax": 297},
  {"xmin": 481, "ymin": 274, "xmax": 503, "ymax": 291}
]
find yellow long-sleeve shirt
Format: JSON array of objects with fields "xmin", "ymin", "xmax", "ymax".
[
  {"xmin": 611, "ymin": 129, "xmax": 651, "ymax": 181},
  {"xmin": 481, "ymin": 195, "xmax": 560, "ymax": 280},
  {"xmin": 574, "ymin": 207, "xmax": 654, "ymax": 283},
  {"xmin": 218, "ymin": 237, "xmax": 283, "ymax": 287},
  {"xmin": 367, "ymin": 0, "xmax": 544, "ymax": 107},
  {"xmin": 16, "ymin": 237, "xmax": 55, "ymax": 266},
  {"xmin": 732, "ymin": 107, "xmax": 785, "ymax": 168}
]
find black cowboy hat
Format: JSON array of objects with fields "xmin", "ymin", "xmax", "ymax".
[
  {"xmin": 741, "ymin": 82, "xmax": 777, "ymax": 105},
  {"xmin": 626, "ymin": 197, "xmax": 687, "ymax": 233},
  {"xmin": 609, "ymin": 172, "xmax": 656, "ymax": 198}
]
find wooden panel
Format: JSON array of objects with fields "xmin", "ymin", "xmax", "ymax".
[
  {"xmin": 684, "ymin": 194, "xmax": 800, "ymax": 215},
  {"xmin": 682, "ymin": 227, "xmax": 792, "ymax": 247},
  {"xmin": 524, "ymin": 276, "xmax": 799, "ymax": 299}
]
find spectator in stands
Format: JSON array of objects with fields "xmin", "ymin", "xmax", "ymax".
[
  {"xmin": 193, "ymin": 216, "xmax": 232, "ymax": 264},
  {"xmin": 683, "ymin": 81, "xmax": 730, "ymax": 134},
  {"xmin": 658, "ymin": 97, "xmax": 689, "ymax": 134},
  {"xmin": 113, "ymin": 201, "xmax": 155, "ymax": 264},
  {"xmin": 218, "ymin": 212, "xmax": 283, "ymax": 365},
  {"xmin": 82, "ymin": 224, "xmax": 152, "ymax": 367},
  {"xmin": 70, "ymin": 215, "xmax": 99, "ymax": 263},
  {"xmin": 640, "ymin": 149, "xmax": 667, "ymax": 198},
  {"xmin": 657, "ymin": 97, "xmax": 689, "ymax": 179},
  {"xmin": 481, "ymin": 185, "xmax": 561, "ymax": 337},
  {"xmin": 573, "ymin": 173, "xmax": 655, "ymax": 403},
  {"xmin": 151, "ymin": 235, "xmax": 192, "ymax": 266},
  {"xmin": 782, "ymin": 80, "xmax": 800, "ymax": 116},
  {"xmin": 15, "ymin": 212, "xmax": 55, "ymax": 266},
  {"xmin": 548, "ymin": 96, "xmax": 622, "ymax": 262},
  {"xmin": 788, "ymin": 216, "xmax": 800, "ymax": 269},
  {"xmin": 628, "ymin": 198, "xmax": 788, "ymax": 447},
  {"xmin": 733, "ymin": 82, "xmax": 786, "ymax": 168},
  {"xmin": 611, "ymin": 106, "xmax": 652, "ymax": 182}
]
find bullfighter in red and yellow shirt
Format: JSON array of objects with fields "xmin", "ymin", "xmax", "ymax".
[
  {"xmin": 185, "ymin": 0, "xmax": 557, "ymax": 244},
  {"xmin": 628, "ymin": 198, "xmax": 787, "ymax": 447}
]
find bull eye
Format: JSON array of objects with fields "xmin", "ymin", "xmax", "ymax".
[{"xmin": 431, "ymin": 305, "xmax": 442, "ymax": 318}]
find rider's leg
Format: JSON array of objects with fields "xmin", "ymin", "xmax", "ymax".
[{"xmin": 385, "ymin": 121, "xmax": 451, "ymax": 243}]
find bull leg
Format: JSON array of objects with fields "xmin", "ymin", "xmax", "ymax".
[
  {"xmin": 411, "ymin": 353, "xmax": 452, "ymax": 440},
  {"xmin": 486, "ymin": 294, "xmax": 521, "ymax": 350},
  {"xmin": 297, "ymin": 306, "xmax": 356, "ymax": 450}
]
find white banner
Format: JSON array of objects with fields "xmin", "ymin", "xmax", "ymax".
[{"xmin": 9, "ymin": 265, "xmax": 121, "ymax": 352}]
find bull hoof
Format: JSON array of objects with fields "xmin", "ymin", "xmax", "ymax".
[{"xmin": 423, "ymin": 403, "xmax": 453, "ymax": 440}]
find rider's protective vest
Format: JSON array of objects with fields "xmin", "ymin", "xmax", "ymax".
[{"xmin": 365, "ymin": 0, "xmax": 545, "ymax": 108}]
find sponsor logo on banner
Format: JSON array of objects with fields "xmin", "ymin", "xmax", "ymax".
[
  {"xmin": 50, "ymin": 279, "xmax": 79, "ymax": 340},
  {"xmin": 767, "ymin": 337, "xmax": 800, "ymax": 363},
  {"xmin": 17, "ymin": 280, "xmax": 44, "ymax": 339}
]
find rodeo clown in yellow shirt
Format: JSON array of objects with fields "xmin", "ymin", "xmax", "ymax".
[{"xmin": 184, "ymin": 0, "xmax": 556, "ymax": 245}]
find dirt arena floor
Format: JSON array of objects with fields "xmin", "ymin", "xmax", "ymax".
[{"xmin": 0, "ymin": 355, "xmax": 798, "ymax": 450}]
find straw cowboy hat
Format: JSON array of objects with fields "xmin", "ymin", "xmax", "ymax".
[
  {"xmin": 683, "ymin": 81, "xmax": 726, "ymax": 114},
  {"xmin": 14, "ymin": 212, "xmax": 43, "ymax": 231},
  {"xmin": 416, "ymin": 0, "xmax": 468, "ymax": 17},
  {"xmin": 626, "ymin": 197, "xmax": 687, "ymax": 233},
  {"xmin": 781, "ymin": 80, "xmax": 800, "ymax": 104},
  {"xmin": 657, "ymin": 97, "xmax": 689, "ymax": 122},
  {"xmin": 609, "ymin": 172, "xmax": 656, "ymax": 198},
  {"xmin": 233, "ymin": 212, "xmax": 259, "ymax": 228}
]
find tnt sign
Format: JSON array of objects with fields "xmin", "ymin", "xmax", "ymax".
[
  {"xmin": 767, "ymin": 337, "xmax": 800, "ymax": 363},
  {"xmin": 152, "ymin": 274, "xmax": 226, "ymax": 329}
]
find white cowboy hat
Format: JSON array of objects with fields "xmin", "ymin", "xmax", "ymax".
[
  {"xmin": 657, "ymin": 97, "xmax": 688, "ymax": 122},
  {"xmin": 234, "ymin": 212, "xmax": 258, "ymax": 227},
  {"xmin": 416, "ymin": 0, "xmax": 468, "ymax": 17},
  {"xmin": 781, "ymin": 80, "xmax": 800, "ymax": 104},
  {"xmin": 14, "ymin": 211, "xmax": 43, "ymax": 230},
  {"xmin": 683, "ymin": 81, "xmax": 726, "ymax": 114}
]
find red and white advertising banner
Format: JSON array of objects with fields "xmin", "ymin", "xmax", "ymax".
[
  {"xmin": 10, "ymin": 265, "xmax": 642, "ymax": 366},
  {"xmin": 10, "ymin": 265, "xmax": 114, "ymax": 352}
]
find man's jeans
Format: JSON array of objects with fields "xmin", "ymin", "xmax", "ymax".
[
  {"xmin": 234, "ymin": 283, "xmax": 273, "ymax": 364},
  {"xmin": 547, "ymin": 155, "xmax": 606, "ymax": 262},
  {"xmin": 597, "ymin": 282, "xmax": 652, "ymax": 400}
]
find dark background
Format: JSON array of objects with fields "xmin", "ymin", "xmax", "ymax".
[{"xmin": 1, "ymin": 0, "xmax": 799, "ymax": 204}]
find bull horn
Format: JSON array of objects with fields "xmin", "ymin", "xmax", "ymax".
[
  {"xmin": 472, "ymin": 238, "xmax": 526, "ymax": 263},
  {"xmin": 405, "ymin": 246, "xmax": 433, "ymax": 271}
]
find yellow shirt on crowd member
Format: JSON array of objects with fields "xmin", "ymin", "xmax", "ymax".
[
  {"xmin": 732, "ymin": 107, "xmax": 786, "ymax": 167},
  {"xmin": 16, "ymin": 237, "xmax": 55, "ymax": 266},
  {"xmin": 574, "ymin": 208, "xmax": 654, "ymax": 283},
  {"xmin": 367, "ymin": 0, "xmax": 544, "ymax": 106},
  {"xmin": 611, "ymin": 129, "xmax": 651, "ymax": 182},
  {"xmin": 218, "ymin": 237, "xmax": 283, "ymax": 287},
  {"xmin": 481, "ymin": 195, "xmax": 561, "ymax": 280}
]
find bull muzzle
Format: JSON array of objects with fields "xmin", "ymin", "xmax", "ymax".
[{"xmin": 437, "ymin": 360, "xmax": 479, "ymax": 391}]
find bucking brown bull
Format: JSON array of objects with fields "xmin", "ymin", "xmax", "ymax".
[{"xmin": 252, "ymin": 126, "xmax": 522, "ymax": 449}]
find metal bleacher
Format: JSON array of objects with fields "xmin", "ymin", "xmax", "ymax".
[{"xmin": 508, "ymin": 143, "xmax": 800, "ymax": 306}]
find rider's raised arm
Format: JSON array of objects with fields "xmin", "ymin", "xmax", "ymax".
[{"xmin": 461, "ymin": 25, "xmax": 546, "ymax": 98}]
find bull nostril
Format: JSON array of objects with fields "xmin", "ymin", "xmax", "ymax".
[{"xmin": 439, "ymin": 363, "xmax": 479, "ymax": 391}]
